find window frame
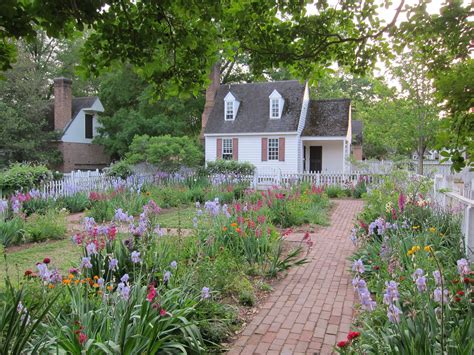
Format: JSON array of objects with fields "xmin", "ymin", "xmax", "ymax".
[
  {"xmin": 222, "ymin": 138, "xmax": 233, "ymax": 160},
  {"xmin": 225, "ymin": 101, "xmax": 234, "ymax": 121},
  {"xmin": 85, "ymin": 113, "xmax": 94, "ymax": 139},
  {"xmin": 270, "ymin": 98, "xmax": 280, "ymax": 119},
  {"xmin": 268, "ymin": 138, "xmax": 279, "ymax": 160}
]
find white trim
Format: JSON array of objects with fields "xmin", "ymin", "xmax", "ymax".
[
  {"xmin": 204, "ymin": 131, "xmax": 297, "ymax": 137},
  {"xmin": 224, "ymin": 92, "xmax": 239, "ymax": 120},
  {"xmin": 269, "ymin": 89, "xmax": 284, "ymax": 119},
  {"xmin": 301, "ymin": 136, "xmax": 346, "ymax": 141}
]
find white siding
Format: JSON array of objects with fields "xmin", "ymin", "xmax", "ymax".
[
  {"xmin": 62, "ymin": 98, "xmax": 104, "ymax": 144},
  {"xmin": 303, "ymin": 140, "xmax": 345, "ymax": 172},
  {"xmin": 205, "ymin": 134, "xmax": 299, "ymax": 173}
]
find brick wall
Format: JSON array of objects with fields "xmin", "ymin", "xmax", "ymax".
[
  {"xmin": 54, "ymin": 77, "xmax": 72, "ymax": 131},
  {"xmin": 57, "ymin": 142, "xmax": 110, "ymax": 172}
]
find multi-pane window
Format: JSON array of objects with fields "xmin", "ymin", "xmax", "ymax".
[
  {"xmin": 222, "ymin": 138, "xmax": 233, "ymax": 160},
  {"xmin": 268, "ymin": 138, "xmax": 279, "ymax": 160},
  {"xmin": 271, "ymin": 99, "xmax": 279, "ymax": 118},
  {"xmin": 85, "ymin": 114, "xmax": 93, "ymax": 139},
  {"xmin": 225, "ymin": 101, "xmax": 234, "ymax": 120}
]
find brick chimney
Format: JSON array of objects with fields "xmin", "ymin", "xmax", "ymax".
[
  {"xmin": 54, "ymin": 77, "xmax": 73, "ymax": 131},
  {"xmin": 200, "ymin": 63, "xmax": 220, "ymax": 142}
]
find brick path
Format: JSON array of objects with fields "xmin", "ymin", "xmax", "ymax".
[{"xmin": 229, "ymin": 199, "xmax": 364, "ymax": 355}]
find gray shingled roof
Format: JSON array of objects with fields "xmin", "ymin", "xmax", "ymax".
[
  {"xmin": 204, "ymin": 80, "xmax": 305, "ymax": 134},
  {"xmin": 46, "ymin": 96, "xmax": 99, "ymax": 132},
  {"xmin": 302, "ymin": 99, "xmax": 350, "ymax": 137},
  {"xmin": 352, "ymin": 120, "xmax": 363, "ymax": 144}
]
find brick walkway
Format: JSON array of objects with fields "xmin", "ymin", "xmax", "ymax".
[{"xmin": 229, "ymin": 199, "xmax": 364, "ymax": 355}]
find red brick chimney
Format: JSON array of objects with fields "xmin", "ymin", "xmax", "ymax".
[
  {"xmin": 54, "ymin": 77, "xmax": 73, "ymax": 131},
  {"xmin": 200, "ymin": 63, "xmax": 220, "ymax": 142}
]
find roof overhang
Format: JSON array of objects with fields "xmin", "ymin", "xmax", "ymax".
[
  {"xmin": 301, "ymin": 136, "xmax": 346, "ymax": 141},
  {"xmin": 204, "ymin": 131, "xmax": 298, "ymax": 137}
]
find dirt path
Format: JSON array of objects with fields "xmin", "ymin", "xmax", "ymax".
[{"xmin": 228, "ymin": 199, "xmax": 364, "ymax": 355}]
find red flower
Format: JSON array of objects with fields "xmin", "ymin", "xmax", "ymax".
[
  {"xmin": 464, "ymin": 277, "xmax": 472, "ymax": 284},
  {"xmin": 337, "ymin": 340, "xmax": 350, "ymax": 348},
  {"xmin": 303, "ymin": 232, "xmax": 310, "ymax": 240},
  {"xmin": 160, "ymin": 308, "xmax": 167, "ymax": 316},
  {"xmin": 43, "ymin": 258, "xmax": 51, "ymax": 264},
  {"xmin": 78, "ymin": 332, "xmax": 87, "ymax": 345},
  {"xmin": 347, "ymin": 331, "xmax": 360, "ymax": 340},
  {"xmin": 24, "ymin": 270, "xmax": 33, "ymax": 277},
  {"xmin": 456, "ymin": 291, "xmax": 465, "ymax": 296},
  {"xmin": 373, "ymin": 266, "xmax": 380, "ymax": 271},
  {"xmin": 454, "ymin": 297, "xmax": 461, "ymax": 302}
]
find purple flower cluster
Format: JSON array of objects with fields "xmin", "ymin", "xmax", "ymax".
[
  {"xmin": 204, "ymin": 198, "xmax": 221, "ymax": 216},
  {"xmin": 383, "ymin": 281, "xmax": 402, "ymax": 323},
  {"xmin": 368, "ymin": 217, "xmax": 390, "ymax": 236},
  {"xmin": 131, "ymin": 251, "xmax": 141, "ymax": 263},
  {"xmin": 456, "ymin": 258, "xmax": 470, "ymax": 278},
  {"xmin": 201, "ymin": 287, "xmax": 210, "ymax": 299},
  {"xmin": 80, "ymin": 257, "xmax": 92, "ymax": 269},
  {"xmin": 109, "ymin": 258, "xmax": 119, "ymax": 271},
  {"xmin": 36, "ymin": 263, "xmax": 62, "ymax": 284},
  {"xmin": 114, "ymin": 208, "xmax": 133, "ymax": 223},
  {"xmin": 117, "ymin": 274, "xmax": 131, "ymax": 300},
  {"xmin": 0, "ymin": 199, "xmax": 8, "ymax": 215},
  {"xmin": 433, "ymin": 287, "xmax": 449, "ymax": 303},
  {"xmin": 352, "ymin": 277, "xmax": 377, "ymax": 311},
  {"xmin": 352, "ymin": 259, "xmax": 365, "ymax": 274}
]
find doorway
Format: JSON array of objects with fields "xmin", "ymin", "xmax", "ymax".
[{"xmin": 309, "ymin": 146, "xmax": 322, "ymax": 172}]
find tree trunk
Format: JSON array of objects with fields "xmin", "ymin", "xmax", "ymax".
[{"xmin": 417, "ymin": 138, "xmax": 424, "ymax": 175}]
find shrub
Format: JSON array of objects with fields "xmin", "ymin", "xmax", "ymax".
[
  {"xmin": 126, "ymin": 134, "xmax": 203, "ymax": 172},
  {"xmin": 325, "ymin": 185, "xmax": 350, "ymax": 198},
  {"xmin": 57, "ymin": 193, "xmax": 91, "ymax": 213},
  {"xmin": 0, "ymin": 217, "xmax": 26, "ymax": 246},
  {"xmin": 106, "ymin": 160, "xmax": 133, "ymax": 179},
  {"xmin": 0, "ymin": 163, "xmax": 53, "ymax": 195},
  {"xmin": 25, "ymin": 209, "xmax": 67, "ymax": 242},
  {"xmin": 204, "ymin": 160, "xmax": 255, "ymax": 175}
]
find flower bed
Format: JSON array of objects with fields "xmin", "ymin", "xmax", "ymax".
[
  {"xmin": 1, "ymin": 181, "xmax": 332, "ymax": 352},
  {"xmin": 338, "ymin": 172, "xmax": 473, "ymax": 353}
]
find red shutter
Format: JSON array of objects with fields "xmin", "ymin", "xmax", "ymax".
[
  {"xmin": 232, "ymin": 138, "xmax": 238, "ymax": 160},
  {"xmin": 216, "ymin": 138, "xmax": 222, "ymax": 160},
  {"xmin": 279, "ymin": 137, "xmax": 285, "ymax": 161},
  {"xmin": 261, "ymin": 138, "xmax": 268, "ymax": 161}
]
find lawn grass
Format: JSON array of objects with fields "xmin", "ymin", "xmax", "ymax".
[
  {"xmin": 1, "ymin": 239, "xmax": 80, "ymax": 287},
  {"xmin": 158, "ymin": 205, "xmax": 196, "ymax": 229}
]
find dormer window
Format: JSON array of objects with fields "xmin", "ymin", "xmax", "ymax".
[
  {"xmin": 226, "ymin": 101, "xmax": 234, "ymax": 120},
  {"xmin": 269, "ymin": 89, "xmax": 284, "ymax": 119},
  {"xmin": 224, "ymin": 92, "xmax": 239, "ymax": 121},
  {"xmin": 271, "ymin": 99, "xmax": 279, "ymax": 118}
]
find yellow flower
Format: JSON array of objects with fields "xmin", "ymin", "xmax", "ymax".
[
  {"xmin": 146, "ymin": 191, "xmax": 151, "ymax": 196},
  {"xmin": 439, "ymin": 233, "xmax": 444, "ymax": 237},
  {"xmin": 424, "ymin": 246, "xmax": 432, "ymax": 252},
  {"xmin": 412, "ymin": 225, "xmax": 420, "ymax": 230},
  {"xmin": 93, "ymin": 275, "xmax": 99, "ymax": 280},
  {"xmin": 414, "ymin": 245, "xmax": 421, "ymax": 252},
  {"xmin": 68, "ymin": 273, "xmax": 75, "ymax": 279},
  {"xmin": 407, "ymin": 250, "xmax": 414, "ymax": 256},
  {"xmin": 107, "ymin": 285, "xmax": 113, "ymax": 291},
  {"xmin": 429, "ymin": 227, "xmax": 436, "ymax": 233},
  {"xmin": 48, "ymin": 284, "xmax": 55, "ymax": 289}
]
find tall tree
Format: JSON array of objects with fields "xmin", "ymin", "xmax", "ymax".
[
  {"xmin": 394, "ymin": 0, "xmax": 473, "ymax": 170},
  {"xmin": 1, "ymin": 1, "xmax": 405, "ymax": 95},
  {"xmin": 0, "ymin": 42, "xmax": 60, "ymax": 167}
]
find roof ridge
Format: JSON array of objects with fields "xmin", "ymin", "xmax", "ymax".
[
  {"xmin": 311, "ymin": 98, "xmax": 351, "ymax": 102},
  {"xmin": 221, "ymin": 79, "xmax": 302, "ymax": 87}
]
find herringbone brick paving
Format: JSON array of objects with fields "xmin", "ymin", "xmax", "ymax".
[{"xmin": 228, "ymin": 199, "xmax": 364, "ymax": 355}]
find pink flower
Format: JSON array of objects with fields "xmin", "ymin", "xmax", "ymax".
[
  {"xmin": 398, "ymin": 193, "xmax": 405, "ymax": 213},
  {"xmin": 160, "ymin": 308, "xmax": 167, "ymax": 316},
  {"xmin": 78, "ymin": 332, "xmax": 87, "ymax": 345},
  {"xmin": 147, "ymin": 287, "xmax": 157, "ymax": 302}
]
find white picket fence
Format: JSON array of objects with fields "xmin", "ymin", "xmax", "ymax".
[
  {"xmin": 433, "ymin": 174, "xmax": 474, "ymax": 261},
  {"xmin": 351, "ymin": 159, "xmax": 461, "ymax": 177},
  {"xmin": 253, "ymin": 170, "xmax": 381, "ymax": 189}
]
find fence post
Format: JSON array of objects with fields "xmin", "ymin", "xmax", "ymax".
[{"xmin": 465, "ymin": 206, "xmax": 474, "ymax": 262}]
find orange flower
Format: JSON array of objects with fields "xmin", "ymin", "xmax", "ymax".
[
  {"xmin": 74, "ymin": 280, "xmax": 80, "ymax": 285},
  {"xmin": 62, "ymin": 279, "xmax": 71, "ymax": 285},
  {"xmin": 223, "ymin": 227, "xmax": 228, "ymax": 231},
  {"xmin": 93, "ymin": 275, "xmax": 99, "ymax": 280},
  {"xmin": 107, "ymin": 285, "xmax": 113, "ymax": 291},
  {"xmin": 236, "ymin": 228, "xmax": 241, "ymax": 233},
  {"xmin": 68, "ymin": 273, "xmax": 74, "ymax": 279},
  {"xmin": 230, "ymin": 222, "xmax": 238, "ymax": 228},
  {"xmin": 93, "ymin": 283, "xmax": 99, "ymax": 288},
  {"xmin": 48, "ymin": 284, "xmax": 55, "ymax": 289}
]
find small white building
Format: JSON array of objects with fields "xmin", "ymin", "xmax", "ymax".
[{"xmin": 202, "ymin": 80, "xmax": 360, "ymax": 174}]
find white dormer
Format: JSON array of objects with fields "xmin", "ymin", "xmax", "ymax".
[
  {"xmin": 269, "ymin": 89, "xmax": 284, "ymax": 119},
  {"xmin": 224, "ymin": 92, "xmax": 239, "ymax": 121}
]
